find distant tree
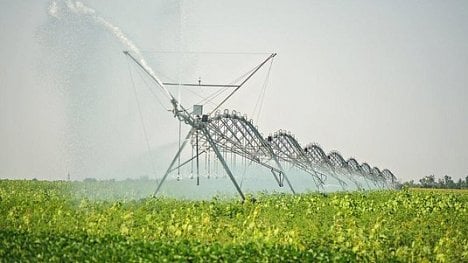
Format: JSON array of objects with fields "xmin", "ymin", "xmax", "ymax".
[
  {"xmin": 403, "ymin": 175, "xmax": 467, "ymax": 189},
  {"xmin": 443, "ymin": 175, "xmax": 455, "ymax": 189},
  {"xmin": 456, "ymin": 178, "xmax": 463, "ymax": 189},
  {"xmin": 437, "ymin": 178, "xmax": 445, "ymax": 188},
  {"xmin": 420, "ymin": 175, "xmax": 436, "ymax": 188},
  {"xmin": 402, "ymin": 180, "xmax": 416, "ymax": 188},
  {"xmin": 84, "ymin": 178, "xmax": 97, "ymax": 182}
]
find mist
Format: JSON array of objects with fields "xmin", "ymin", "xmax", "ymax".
[{"xmin": 1, "ymin": 0, "xmax": 467, "ymax": 185}]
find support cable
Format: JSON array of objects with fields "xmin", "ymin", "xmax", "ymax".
[
  {"xmin": 141, "ymin": 50, "xmax": 272, "ymax": 55},
  {"xmin": 252, "ymin": 58, "xmax": 274, "ymax": 122},
  {"xmin": 127, "ymin": 60, "xmax": 157, "ymax": 179},
  {"xmin": 134, "ymin": 63, "xmax": 171, "ymax": 111},
  {"xmin": 194, "ymin": 63, "xmax": 260, "ymax": 106},
  {"xmin": 209, "ymin": 53, "xmax": 277, "ymax": 115}
]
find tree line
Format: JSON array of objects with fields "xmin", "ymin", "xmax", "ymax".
[{"xmin": 403, "ymin": 175, "xmax": 468, "ymax": 189}]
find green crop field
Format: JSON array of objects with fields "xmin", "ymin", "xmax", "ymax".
[{"xmin": 0, "ymin": 180, "xmax": 467, "ymax": 262}]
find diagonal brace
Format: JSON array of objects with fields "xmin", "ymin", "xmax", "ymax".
[{"xmin": 154, "ymin": 128, "xmax": 196, "ymax": 196}]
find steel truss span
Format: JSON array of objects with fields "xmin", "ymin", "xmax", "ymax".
[
  {"xmin": 156, "ymin": 109, "xmax": 397, "ymax": 200},
  {"xmin": 123, "ymin": 51, "xmax": 397, "ymax": 201}
]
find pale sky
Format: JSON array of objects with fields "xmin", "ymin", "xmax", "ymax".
[{"xmin": 1, "ymin": 0, "xmax": 467, "ymax": 182}]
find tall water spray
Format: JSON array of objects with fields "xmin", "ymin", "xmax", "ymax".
[
  {"xmin": 49, "ymin": 0, "xmax": 158, "ymax": 81},
  {"xmin": 43, "ymin": 0, "xmax": 179, "ymax": 181}
]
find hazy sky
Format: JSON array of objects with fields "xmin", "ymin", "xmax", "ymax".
[{"xmin": 1, "ymin": 0, "xmax": 467, "ymax": 182}]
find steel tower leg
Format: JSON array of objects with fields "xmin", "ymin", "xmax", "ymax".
[
  {"xmin": 201, "ymin": 127, "xmax": 246, "ymax": 201},
  {"xmin": 154, "ymin": 128, "xmax": 196, "ymax": 197},
  {"xmin": 270, "ymin": 169, "xmax": 283, "ymax": 187},
  {"xmin": 271, "ymin": 156, "xmax": 296, "ymax": 194},
  {"xmin": 327, "ymin": 166, "xmax": 347, "ymax": 191},
  {"xmin": 346, "ymin": 172, "xmax": 363, "ymax": 191},
  {"xmin": 362, "ymin": 175, "xmax": 372, "ymax": 190}
]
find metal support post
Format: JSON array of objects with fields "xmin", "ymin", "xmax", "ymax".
[
  {"xmin": 154, "ymin": 128, "xmax": 195, "ymax": 196},
  {"xmin": 201, "ymin": 127, "xmax": 246, "ymax": 201}
]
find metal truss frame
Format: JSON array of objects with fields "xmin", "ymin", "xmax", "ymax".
[{"xmin": 124, "ymin": 50, "xmax": 397, "ymax": 201}]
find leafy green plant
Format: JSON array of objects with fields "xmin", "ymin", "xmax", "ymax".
[{"xmin": 0, "ymin": 180, "xmax": 466, "ymax": 262}]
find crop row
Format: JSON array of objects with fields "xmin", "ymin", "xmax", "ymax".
[{"xmin": 0, "ymin": 180, "xmax": 466, "ymax": 262}]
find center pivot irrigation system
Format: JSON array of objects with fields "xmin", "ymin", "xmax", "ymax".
[{"xmin": 124, "ymin": 51, "xmax": 397, "ymax": 201}]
